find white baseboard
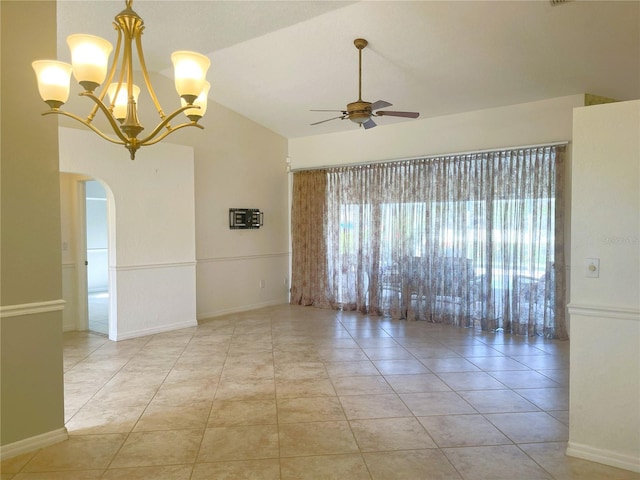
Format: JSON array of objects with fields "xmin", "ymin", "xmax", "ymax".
[
  {"xmin": 197, "ymin": 300, "xmax": 287, "ymax": 321},
  {"xmin": 0, "ymin": 427, "xmax": 68, "ymax": 461},
  {"xmin": 567, "ymin": 441, "xmax": 640, "ymax": 473},
  {"xmin": 112, "ymin": 319, "xmax": 198, "ymax": 341}
]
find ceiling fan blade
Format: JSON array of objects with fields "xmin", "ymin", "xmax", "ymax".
[
  {"xmin": 310, "ymin": 115, "xmax": 345, "ymax": 126},
  {"xmin": 370, "ymin": 100, "xmax": 392, "ymax": 111},
  {"xmin": 377, "ymin": 110, "xmax": 420, "ymax": 119},
  {"xmin": 311, "ymin": 109, "xmax": 347, "ymax": 113},
  {"xmin": 362, "ymin": 118, "xmax": 377, "ymax": 129}
]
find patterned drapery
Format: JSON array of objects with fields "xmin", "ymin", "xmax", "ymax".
[{"xmin": 291, "ymin": 145, "xmax": 567, "ymax": 339}]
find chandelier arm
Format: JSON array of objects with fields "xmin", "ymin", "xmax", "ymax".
[
  {"xmin": 141, "ymin": 122, "xmax": 204, "ymax": 147},
  {"xmin": 134, "ymin": 31, "xmax": 168, "ymax": 125},
  {"xmin": 87, "ymin": 26, "xmax": 124, "ymax": 124},
  {"xmin": 79, "ymin": 91, "xmax": 131, "ymax": 144},
  {"xmin": 137, "ymin": 104, "xmax": 199, "ymax": 144},
  {"xmin": 42, "ymin": 110, "xmax": 126, "ymax": 146}
]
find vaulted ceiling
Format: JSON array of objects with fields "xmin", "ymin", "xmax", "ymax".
[{"xmin": 57, "ymin": 0, "xmax": 640, "ymax": 139}]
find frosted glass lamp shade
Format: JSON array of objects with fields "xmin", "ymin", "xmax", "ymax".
[
  {"xmin": 107, "ymin": 83, "xmax": 141, "ymax": 121},
  {"xmin": 171, "ymin": 51, "xmax": 210, "ymax": 104},
  {"xmin": 32, "ymin": 60, "xmax": 73, "ymax": 108},
  {"xmin": 182, "ymin": 81, "xmax": 210, "ymax": 121},
  {"xmin": 67, "ymin": 34, "xmax": 113, "ymax": 91}
]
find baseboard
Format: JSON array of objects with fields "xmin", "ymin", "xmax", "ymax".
[
  {"xmin": 113, "ymin": 319, "xmax": 198, "ymax": 341},
  {"xmin": 567, "ymin": 441, "xmax": 640, "ymax": 473},
  {"xmin": 197, "ymin": 300, "xmax": 287, "ymax": 321},
  {"xmin": 0, "ymin": 427, "xmax": 68, "ymax": 461}
]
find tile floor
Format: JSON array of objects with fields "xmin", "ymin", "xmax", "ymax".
[{"xmin": 3, "ymin": 304, "xmax": 639, "ymax": 479}]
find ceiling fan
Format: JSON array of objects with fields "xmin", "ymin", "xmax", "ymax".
[{"xmin": 311, "ymin": 38, "xmax": 420, "ymax": 129}]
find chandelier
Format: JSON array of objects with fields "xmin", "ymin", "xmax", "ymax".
[{"xmin": 32, "ymin": 0, "xmax": 210, "ymax": 160}]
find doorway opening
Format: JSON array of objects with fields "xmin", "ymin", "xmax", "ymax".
[{"xmin": 85, "ymin": 180, "xmax": 109, "ymax": 335}]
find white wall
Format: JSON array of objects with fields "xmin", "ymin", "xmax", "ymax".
[
  {"xmin": 187, "ymin": 99, "xmax": 291, "ymax": 319},
  {"xmin": 59, "ymin": 127, "xmax": 197, "ymax": 340},
  {"xmin": 567, "ymin": 100, "xmax": 640, "ymax": 472}
]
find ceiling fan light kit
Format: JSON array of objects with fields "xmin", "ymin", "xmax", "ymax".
[
  {"xmin": 32, "ymin": 0, "xmax": 211, "ymax": 160},
  {"xmin": 311, "ymin": 38, "xmax": 419, "ymax": 130}
]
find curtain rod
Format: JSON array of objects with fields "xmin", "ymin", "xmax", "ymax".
[{"xmin": 289, "ymin": 140, "xmax": 570, "ymax": 172}]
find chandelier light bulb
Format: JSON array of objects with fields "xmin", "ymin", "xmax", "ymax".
[
  {"xmin": 171, "ymin": 51, "xmax": 211, "ymax": 104},
  {"xmin": 32, "ymin": 60, "xmax": 73, "ymax": 108},
  {"xmin": 107, "ymin": 83, "xmax": 141, "ymax": 122},
  {"xmin": 66, "ymin": 34, "xmax": 113, "ymax": 92},
  {"xmin": 182, "ymin": 81, "xmax": 210, "ymax": 121}
]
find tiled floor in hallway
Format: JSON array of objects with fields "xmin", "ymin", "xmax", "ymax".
[{"xmin": 2, "ymin": 304, "xmax": 639, "ymax": 479}]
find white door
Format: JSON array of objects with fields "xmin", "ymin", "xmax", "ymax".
[{"xmin": 85, "ymin": 180, "xmax": 109, "ymax": 335}]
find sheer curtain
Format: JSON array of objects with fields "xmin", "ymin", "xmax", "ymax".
[{"xmin": 291, "ymin": 145, "xmax": 567, "ymax": 339}]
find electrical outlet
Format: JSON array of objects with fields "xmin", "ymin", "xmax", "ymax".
[{"xmin": 260, "ymin": 279, "xmax": 266, "ymax": 289}]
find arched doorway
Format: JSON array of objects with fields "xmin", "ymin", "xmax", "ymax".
[{"xmin": 60, "ymin": 173, "xmax": 116, "ymax": 339}]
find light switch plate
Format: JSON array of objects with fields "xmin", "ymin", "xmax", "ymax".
[{"xmin": 586, "ymin": 258, "xmax": 600, "ymax": 278}]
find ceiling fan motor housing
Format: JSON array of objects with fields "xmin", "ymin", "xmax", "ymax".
[{"xmin": 347, "ymin": 100, "xmax": 372, "ymax": 123}]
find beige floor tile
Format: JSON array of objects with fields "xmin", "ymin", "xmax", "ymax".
[
  {"xmin": 514, "ymin": 387, "xmax": 569, "ymax": 411},
  {"xmin": 407, "ymin": 346, "xmax": 461, "ymax": 358},
  {"xmin": 363, "ymin": 347, "xmax": 414, "ymax": 360},
  {"xmin": 133, "ymin": 401, "xmax": 211, "ymax": 432},
  {"xmin": 324, "ymin": 361, "xmax": 379, "ymax": 378},
  {"xmin": 384, "ymin": 373, "xmax": 452, "ymax": 393},
  {"xmin": 372, "ymin": 358, "xmax": 430, "ymax": 375},
  {"xmin": 46, "ymin": 305, "xmax": 631, "ymax": 479},
  {"xmin": 485, "ymin": 412, "xmax": 569, "ymax": 443},
  {"xmin": 23, "ymin": 434, "xmax": 126, "ymax": 472},
  {"xmin": 331, "ymin": 375, "xmax": 394, "ymax": 396},
  {"xmin": 279, "ymin": 421, "xmax": 359, "ymax": 457},
  {"xmin": 449, "ymin": 344, "xmax": 503, "ymax": 357},
  {"xmin": 339, "ymin": 393, "xmax": 412, "ymax": 419},
  {"xmin": 419, "ymin": 414, "xmax": 512, "ymax": 447},
  {"xmin": 89, "ymin": 384, "xmax": 159, "ymax": 407},
  {"xmin": 101, "ymin": 465, "xmax": 194, "ymax": 480},
  {"xmin": 280, "ymin": 454, "xmax": 371, "ymax": 479},
  {"xmin": 208, "ymin": 399, "xmax": 278, "ymax": 427},
  {"xmin": 273, "ymin": 348, "xmax": 324, "ymax": 364},
  {"xmin": 443, "ymin": 445, "xmax": 553, "ymax": 479},
  {"xmin": 548, "ymin": 410, "xmax": 569, "ymax": 426},
  {"xmin": 198, "ymin": 425, "xmax": 279, "ymax": 462},
  {"xmin": 354, "ymin": 337, "xmax": 401, "ymax": 349},
  {"xmin": 363, "ymin": 449, "xmax": 462, "ymax": 479},
  {"xmin": 215, "ymin": 378, "xmax": 276, "ymax": 401},
  {"xmin": 192, "ymin": 459, "xmax": 280, "ymax": 480},
  {"xmin": 163, "ymin": 365, "xmax": 223, "ymax": 384},
  {"xmin": 419, "ymin": 357, "xmax": 481, "ymax": 373},
  {"xmin": 437, "ymin": 371, "xmax": 507, "ymax": 390},
  {"xmin": 458, "ymin": 389, "xmax": 540, "ymax": 413},
  {"xmin": 221, "ymin": 363, "xmax": 275, "ymax": 381},
  {"xmin": 537, "ymin": 368, "xmax": 570, "ymax": 386},
  {"xmin": 274, "ymin": 362, "xmax": 328, "ymax": 381},
  {"xmin": 1, "ymin": 452, "xmax": 37, "ymax": 474},
  {"xmin": 275, "ymin": 377, "xmax": 336, "ymax": 398},
  {"xmin": 10, "ymin": 471, "xmax": 103, "ymax": 479},
  {"xmin": 110, "ymin": 429, "xmax": 202, "ymax": 468},
  {"xmin": 489, "ymin": 370, "xmax": 561, "ymax": 389},
  {"xmin": 277, "ymin": 396, "xmax": 346, "ymax": 423},
  {"xmin": 467, "ymin": 355, "xmax": 532, "ymax": 371},
  {"xmin": 151, "ymin": 381, "xmax": 218, "ymax": 406},
  {"xmin": 520, "ymin": 442, "xmax": 640, "ymax": 480},
  {"xmin": 317, "ymin": 347, "xmax": 369, "ymax": 362},
  {"xmin": 65, "ymin": 404, "xmax": 145, "ymax": 434},
  {"xmin": 400, "ymin": 391, "xmax": 477, "ymax": 416},
  {"xmin": 350, "ymin": 416, "xmax": 437, "ymax": 451}
]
